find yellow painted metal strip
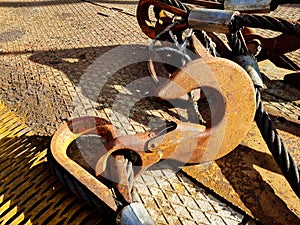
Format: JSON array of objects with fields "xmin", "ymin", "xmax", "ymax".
[
  {"xmin": 6, "ymin": 212, "xmax": 26, "ymax": 225},
  {"xmin": 0, "ymin": 206, "xmax": 17, "ymax": 224},
  {"xmin": 0, "ymin": 101, "xmax": 102, "ymax": 224},
  {"xmin": 0, "ymin": 200, "xmax": 11, "ymax": 216},
  {"xmin": 24, "ymin": 219, "xmax": 33, "ymax": 225},
  {"xmin": 0, "ymin": 102, "xmax": 37, "ymax": 225}
]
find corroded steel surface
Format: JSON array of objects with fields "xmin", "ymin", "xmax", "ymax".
[
  {"xmin": 94, "ymin": 120, "xmax": 207, "ymax": 173},
  {"xmin": 50, "ymin": 116, "xmax": 119, "ymax": 211},
  {"xmin": 0, "ymin": 0, "xmax": 299, "ymax": 224},
  {"xmin": 182, "ymin": 60, "xmax": 300, "ymax": 224},
  {"xmin": 0, "ymin": 0, "xmax": 248, "ymax": 224},
  {"xmin": 242, "ymin": 27, "xmax": 300, "ymax": 63},
  {"xmin": 156, "ymin": 35, "xmax": 256, "ymax": 161}
]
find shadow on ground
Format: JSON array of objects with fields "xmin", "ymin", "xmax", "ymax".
[
  {"xmin": 216, "ymin": 145, "xmax": 300, "ymax": 225},
  {"xmin": 0, "ymin": 134, "xmax": 114, "ymax": 224}
]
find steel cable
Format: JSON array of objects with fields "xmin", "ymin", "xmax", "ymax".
[
  {"xmin": 114, "ymin": 155, "xmax": 137, "ymax": 207},
  {"xmin": 255, "ymin": 89, "xmax": 300, "ymax": 198},
  {"xmin": 161, "ymin": 0, "xmax": 190, "ymax": 12},
  {"xmin": 159, "ymin": 0, "xmax": 300, "ymax": 37},
  {"xmin": 226, "ymin": 32, "xmax": 248, "ymax": 55},
  {"xmin": 272, "ymin": 0, "xmax": 300, "ymax": 5},
  {"xmin": 233, "ymin": 14, "xmax": 300, "ymax": 37}
]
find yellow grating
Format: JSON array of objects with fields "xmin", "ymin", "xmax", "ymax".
[{"xmin": 0, "ymin": 101, "xmax": 107, "ymax": 225}]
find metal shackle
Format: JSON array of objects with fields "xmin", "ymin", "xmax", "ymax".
[{"xmin": 188, "ymin": 8, "xmax": 239, "ymax": 34}]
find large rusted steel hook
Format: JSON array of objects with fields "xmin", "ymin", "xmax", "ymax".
[
  {"xmin": 51, "ymin": 40, "xmax": 256, "ymax": 189},
  {"xmin": 50, "ymin": 34, "xmax": 256, "ymax": 213},
  {"xmin": 50, "ymin": 116, "xmax": 207, "ymax": 210},
  {"xmin": 153, "ymin": 34, "xmax": 256, "ymax": 161}
]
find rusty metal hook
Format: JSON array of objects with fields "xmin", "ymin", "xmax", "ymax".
[
  {"xmin": 153, "ymin": 34, "xmax": 256, "ymax": 162},
  {"xmin": 94, "ymin": 120, "xmax": 207, "ymax": 179},
  {"xmin": 50, "ymin": 116, "xmax": 119, "ymax": 211}
]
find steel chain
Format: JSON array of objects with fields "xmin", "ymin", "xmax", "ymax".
[
  {"xmin": 149, "ymin": 21, "xmax": 194, "ymax": 70},
  {"xmin": 194, "ymin": 30, "xmax": 218, "ymax": 57}
]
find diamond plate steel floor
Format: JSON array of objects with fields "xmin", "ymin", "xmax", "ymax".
[{"xmin": 0, "ymin": 0, "xmax": 299, "ymax": 225}]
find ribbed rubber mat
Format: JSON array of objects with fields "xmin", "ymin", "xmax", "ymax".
[{"xmin": 0, "ymin": 102, "xmax": 107, "ymax": 225}]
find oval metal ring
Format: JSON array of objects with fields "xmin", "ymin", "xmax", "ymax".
[{"xmin": 137, "ymin": 0, "xmax": 188, "ymax": 39}]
